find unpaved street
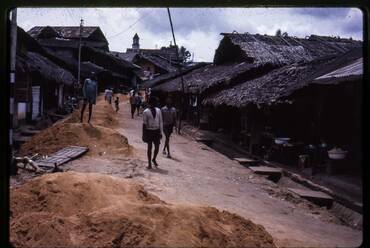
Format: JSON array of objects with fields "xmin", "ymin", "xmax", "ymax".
[{"xmin": 63, "ymin": 99, "xmax": 362, "ymax": 248}]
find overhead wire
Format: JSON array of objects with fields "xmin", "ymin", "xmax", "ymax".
[{"xmin": 107, "ymin": 9, "xmax": 155, "ymax": 39}]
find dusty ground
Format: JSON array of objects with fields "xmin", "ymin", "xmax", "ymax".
[{"xmin": 11, "ymin": 97, "xmax": 362, "ymax": 247}]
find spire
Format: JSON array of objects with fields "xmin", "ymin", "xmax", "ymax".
[{"xmin": 132, "ymin": 33, "xmax": 140, "ymax": 50}]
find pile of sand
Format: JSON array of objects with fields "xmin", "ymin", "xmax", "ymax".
[
  {"xmin": 20, "ymin": 95, "xmax": 132, "ymax": 157},
  {"xmin": 10, "ymin": 172, "xmax": 276, "ymax": 248},
  {"xmin": 20, "ymin": 123, "xmax": 131, "ymax": 157},
  {"xmin": 62, "ymin": 96, "xmax": 119, "ymax": 128}
]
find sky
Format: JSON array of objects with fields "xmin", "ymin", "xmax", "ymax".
[{"xmin": 17, "ymin": 8, "xmax": 363, "ymax": 62}]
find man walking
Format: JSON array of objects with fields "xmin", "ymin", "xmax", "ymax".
[
  {"xmin": 107, "ymin": 88, "xmax": 113, "ymax": 104},
  {"xmin": 130, "ymin": 92, "xmax": 135, "ymax": 119},
  {"xmin": 134, "ymin": 92, "xmax": 142, "ymax": 116},
  {"xmin": 114, "ymin": 96, "xmax": 120, "ymax": 112},
  {"xmin": 80, "ymin": 72, "xmax": 98, "ymax": 124},
  {"xmin": 161, "ymin": 98, "xmax": 177, "ymax": 158},
  {"xmin": 143, "ymin": 97, "xmax": 163, "ymax": 169}
]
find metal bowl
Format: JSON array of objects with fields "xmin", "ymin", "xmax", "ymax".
[
  {"xmin": 274, "ymin": 138, "xmax": 291, "ymax": 145},
  {"xmin": 328, "ymin": 151, "xmax": 347, "ymax": 160}
]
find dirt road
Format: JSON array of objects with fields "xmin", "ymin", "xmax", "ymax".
[{"xmin": 64, "ymin": 99, "xmax": 362, "ymax": 247}]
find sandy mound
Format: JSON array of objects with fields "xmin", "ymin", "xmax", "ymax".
[
  {"xmin": 20, "ymin": 95, "xmax": 132, "ymax": 157},
  {"xmin": 10, "ymin": 172, "xmax": 276, "ymax": 248},
  {"xmin": 62, "ymin": 96, "xmax": 119, "ymax": 128},
  {"xmin": 20, "ymin": 123, "xmax": 131, "ymax": 157}
]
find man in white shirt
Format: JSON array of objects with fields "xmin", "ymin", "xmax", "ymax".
[
  {"xmin": 107, "ymin": 88, "xmax": 113, "ymax": 104},
  {"xmin": 161, "ymin": 98, "xmax": 177, "ymax": 158},
  {"xmin": 142, "ymin": 96, "xmax": 163, "ymax": 169}
]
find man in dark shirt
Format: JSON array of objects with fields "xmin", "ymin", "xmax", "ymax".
[
  {"xmin": 161, "ymin": 98, "xmax": 177, "ymax": 158},
  {"xmin": 134, "ymin": 93, "xmax": 142, "ymax": 116}
]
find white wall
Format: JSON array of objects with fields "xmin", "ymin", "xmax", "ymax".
[{"xmin": 17, "ymin": 102, "xmax": 27, "ymax": 120}]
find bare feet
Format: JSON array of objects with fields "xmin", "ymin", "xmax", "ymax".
[{"xmin": 152, "ymin": 160, "xmax": 159, "ymax": 167}]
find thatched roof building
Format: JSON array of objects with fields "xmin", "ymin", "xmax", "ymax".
[
  {"xmin": 111, "ymin": 51, "xmax": 138, "ymax": 63},
  {"xmin": 203, "ymin": 48, "xmax": 363, "ymax": 107},
  {"xmin": 214, "ymin": 32, "xmax": 362, "ymax": 66},
  {"xmin": 17, "ymin": 52, "xmax": 75, "ymax": 86},
  {"xmin": 152, "ymin": 32, "xmax": 362, "ymax": 104},
  {"xmin": 112, "ymin": 51, "xmax": 180, "ymax": 74},
  {"xmin": 153, "ymin": 62, "xmax": 275, "ymax": 94},
  {"xmin": 17, "ymin": 26, "xmax": 76, "ymax": 86},
  {"xmin": 142, "ymin": 62, "xmax": 209, "ymax": 89}
]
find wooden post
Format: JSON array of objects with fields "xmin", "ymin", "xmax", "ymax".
[
  {"xmin": 10, "ymin": 8, "xmax": 18, "ymax": 175},
  {"xmin": 167, "ymin": 8, "xmax": 184, "ymax": 134},
  {"xmin": 77, "ymin": 19, "xmax": 84, "ymax": 97}
]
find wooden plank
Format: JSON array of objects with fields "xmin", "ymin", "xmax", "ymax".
[
  {"xmin": 21, "ymin": 129, "xmax": 41, "ymax": 136},
  {"xmin": 249, "ymin": 166, "xmax": 282, "ymax": 174},
  {"xmin": 287, "ymin": 187, "xmax": 334, "ymax": 208},
  {"xmin": 287, "ymin": 188, "xmax": 333, "ymax": 200},
  {"xmin": 195, "ymin": 137, "xmax": 214, "ymax": 142},
  {"xmin": 234, "ymin": 157, "xmax": 259, "ymax": 166},
  {"xmin": 50, "ymin": 146, "xmax": 88, "ymax": 158},
  {"xmin": 13, "ymin": 135, "xmax": 32, "ymax": 143},
  {"xmin": 249, "ymin": 166, "xmax": 282, "ymax": 182},
  {"xmin": 35, "ymin": 146, "xmax": 88, "ymax": 168}
]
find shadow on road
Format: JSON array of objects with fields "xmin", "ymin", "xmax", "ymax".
[
  {"xmin": 149, "ymin": 167, "xmax": 169, "ymax": 175},
  {"xmin": 166, "ymin": 156, "xmax": 182, "ymax": 163}
]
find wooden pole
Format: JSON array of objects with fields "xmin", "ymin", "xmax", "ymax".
[
  {"xmin": 167, "ymin": 8, "xmax": 184, "ymax": 134},
  {"xmin": 10, "ymin": 8, "xmax": 18, "ymax": 175},
  {"xmin": 77, "ymin": 19, "xmax": 83, "ymax": 97}
]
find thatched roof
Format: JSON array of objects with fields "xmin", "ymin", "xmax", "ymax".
[
  {"xmin": 28, "ymin": 26, "xmax": 107, "ymax": 43},
  {"xmin": 141, "ymin": 62, "xmax": 209, "ymax": 89},
  {"xmin": 141, "ymin": 54, "xmax": 178, "ymax": 72},
  {"xmin": 111, "ymin": 51, "xmax": 139, "ymax": 63},
  {"xmin": 48, "ymin": 51, "xmax": 129, "ymax": 80},
  {"xmin": 79, "ymin": 46, "xmax": 139, "ymax": 80},
  {"xmin": 214, "ymin": 32, "xmax": 362, "ymax": 66},
  {"xmin": 203, "ymin": 48, "xmax": 363, "ymax": 107},
  {"xmin": 153, "ymin": 62, "xmax": 275, "ymax": 94},
  {"xmin": 126, "ymin": 45, "xmax": 181, "ymax": 63},
  {"xmin": 17, "ymin": 51, "xmax": 75, "ymax": 86},
  {"xmin": 16, "ymin": 26, "xmax": 76, "ymax": 85}
]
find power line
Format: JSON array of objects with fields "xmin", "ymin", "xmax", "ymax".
[
  {"xmin": 107, "ymin": 9, "xmax": 155, "ymax": 39},
  {"xmin": 65, "ymin": 9, "xmax": 81, "ymax": 25}
]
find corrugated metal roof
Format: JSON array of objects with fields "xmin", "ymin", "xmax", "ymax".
[{"xmin": 315, "ymin": 58, "xmax": 363, "ymax": 80}]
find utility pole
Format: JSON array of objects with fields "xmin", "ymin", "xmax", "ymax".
[
  {"xmin": 77, "ymin": 19, "xmax": 84, "ymax": 97},
  {"xmin": 167, "ymin": 7, "xmax": 185, "ymax": 134},
  {"xmin": 10, "ymin": 8, "xmax": 18, "ymax": 175}
]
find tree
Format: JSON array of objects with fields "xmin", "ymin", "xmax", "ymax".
[
  {"xmin": 179, "ymin": 46, "xmax": 191, "ymax": 63},
  {"xmin": 275, "ymin": 29, "xmax": 282, "ymax": 37}
]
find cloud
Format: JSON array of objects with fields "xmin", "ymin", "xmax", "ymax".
[
  {"xmin": 17, "ymin": 7, "xmax": 363, "ymax": 62},
  {"xmin": 292, "ymin": 8, "xmax": 350, "ymax": 18}
]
